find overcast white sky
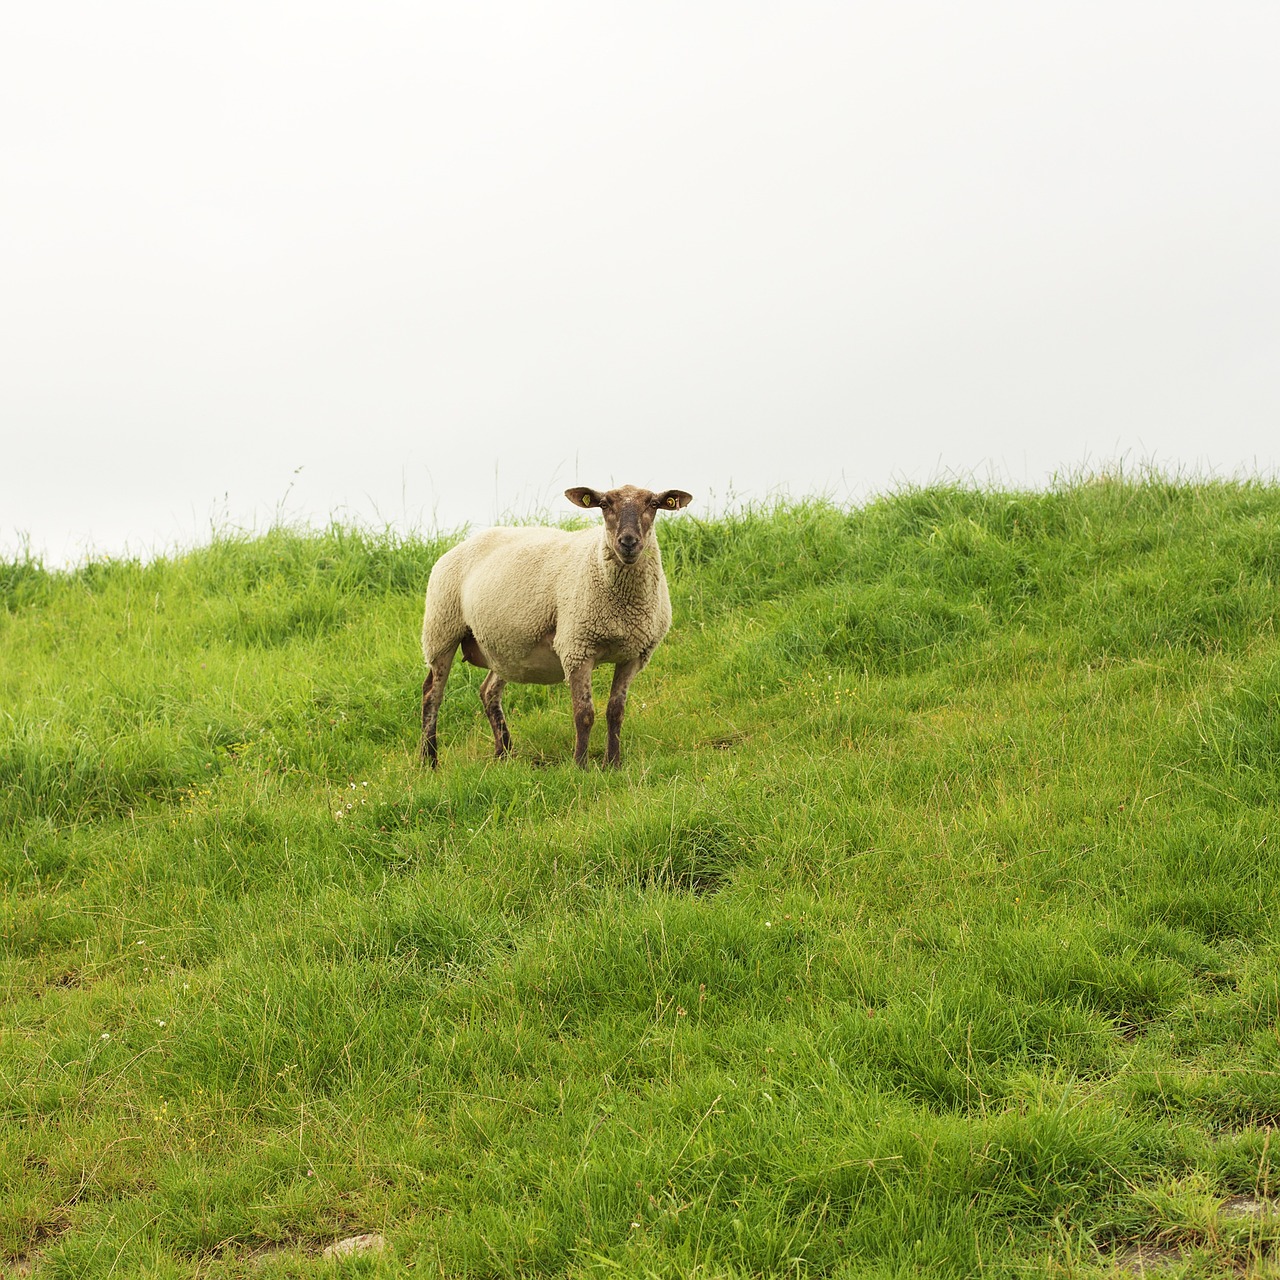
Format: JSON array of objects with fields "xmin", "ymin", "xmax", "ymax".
[{"xmin": 3, "ymin": 2, "xmax": 1278, "ymax": 565}]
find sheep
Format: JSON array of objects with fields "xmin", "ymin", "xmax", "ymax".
[{"xmin": 418, "ymin": 484, "xmax": 692, "ymax": 768}]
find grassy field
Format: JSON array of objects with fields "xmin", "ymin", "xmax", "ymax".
[{"xmin": 3, "ymin": 476, "xmax": 1280, "ymax": 1278}]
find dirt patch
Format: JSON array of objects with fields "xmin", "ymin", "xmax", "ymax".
[
  {"xmin": 247, "ymin": 1233, "xmax": 386, "ymax": 1269},
  {"xmin": 4, "ymin": 1218, "xmax": 69, "ymax": 1277},
  {"xmin": 322, "ymin": 1234, "xmax": 386, "ymax": 1259},
  {"xmin": 1111, "ymin": 1242, "xmax": 1186, "ymax": 1274},
  {"xmin": 1221, "ymin": 1194, "xmax": 1277, "ymax": 1218},
  {"xmin": 1107, "ymin": 1199, "xmax": 1278, "ymax": 1275}
]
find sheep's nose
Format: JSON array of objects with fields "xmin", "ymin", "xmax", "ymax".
[{"xmin": 618, "ymin": 533, "xmax": 641, "ymax": 557}]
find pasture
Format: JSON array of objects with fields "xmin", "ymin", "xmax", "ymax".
[{"xmin": 3, "ymin": 476, "xmax": 1280, "ymax": 1277}]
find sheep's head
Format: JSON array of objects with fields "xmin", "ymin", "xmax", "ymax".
[{"xmin": 565, "ymin": 485, "xmax": 693, "ymax": 566}]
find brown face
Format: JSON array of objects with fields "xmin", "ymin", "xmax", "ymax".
[{"xmin": 564, "ymin": 485, "xmax": 693, "ymax": 565}]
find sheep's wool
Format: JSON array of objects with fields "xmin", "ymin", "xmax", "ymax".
[{"xmin": 422, "ymin": 524, "xmax": 672, "ymax": 685}]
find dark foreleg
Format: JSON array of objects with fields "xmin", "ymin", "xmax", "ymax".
[
  {"xmin": 605, "ymin": 658, "xmax": 643, "ymax": 768},
  {"xmin": 479, "ymin": 670, "xmax": 512, "ymax": 758},
  {"xmin": 566, "ymin": 664, "xmax": 595, "ymax": 767}
]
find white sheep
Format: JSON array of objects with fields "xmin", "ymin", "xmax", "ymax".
[{"xmin": 419, "ymin": 484, "xmax": 692, "ymax": 768}]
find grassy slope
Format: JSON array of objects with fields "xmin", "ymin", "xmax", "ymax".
[{"xmin": 2, "ymin": 477, "xmax": 1280, "ymax": 1278}]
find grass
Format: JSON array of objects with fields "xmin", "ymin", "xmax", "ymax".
[{"xmin": 3, "ymin": 474, "xmax": 1280, "ymax": 1277}]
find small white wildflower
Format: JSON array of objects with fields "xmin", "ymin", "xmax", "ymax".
[
  {"xmin": 764, "ymin": 920, "xmax": 772, "ymax": 928},
  {"xmin": 334, "ymin": 811, "xmax": 344, "ymax": 820},
  {"xmin": 157, "ymin": 1019, "xmax": 165, "ymax": 1027},
  {"xmin": 100, "ymin": 1032, "xmax": 110, "ymax": 1041}
]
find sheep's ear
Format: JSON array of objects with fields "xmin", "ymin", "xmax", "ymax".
[
  {"xmin": 565, "ymin": 487, "xmax": 601, "ymax": 509},
  {"xmin": 656, "ymin": 490, "xmax": 693, "ymax": 511}
]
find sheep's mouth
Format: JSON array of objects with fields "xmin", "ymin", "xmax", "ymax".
[{"xmin": 615, "ymin": 545, "xmax": 642, "ymax": 565}]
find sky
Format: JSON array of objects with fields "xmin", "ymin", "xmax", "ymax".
[{"xmin": 3, "ymin": 2, "xmax": 1278, "ymax": 565}]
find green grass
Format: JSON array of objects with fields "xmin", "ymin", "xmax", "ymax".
[{"xmin": 4, "ymin": 475, "xmax": 1280, "ymax": 1277}]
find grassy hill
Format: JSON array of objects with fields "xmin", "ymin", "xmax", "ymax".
[{"xmin": 3, "ymin": 476, "xmax": 1280, "ymax": 1278}]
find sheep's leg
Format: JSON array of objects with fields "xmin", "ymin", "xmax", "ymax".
[
  {"xmin": 419, "ymin": 672, "xmax": 434, "ymax": 762},
  {"xmin": 566, "ymin": 664, "xmax": 595, "ymax": 767},
  {"xmin": 478, "ymin": 670, "xmax": 512, "ymax": 758},
  {"xmin": 604, "ymin": 658, "xmax": 643, "ymax": 768},
  {"xmin": 419, "ymin": 647, "xmax": 457, "ymax": 768}
]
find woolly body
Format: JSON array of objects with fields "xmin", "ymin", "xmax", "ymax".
[
  {"xmin": 418, "ymin": 484, "xmax": 691, "ymax": 768},
  {"xmin": 421, "ymin": 523, "xmax": 672, "ymax": 685}
]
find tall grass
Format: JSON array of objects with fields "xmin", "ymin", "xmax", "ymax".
[{"xmin": 3, "ymin": 478, "xmax": 1280, "ymax": 1276}]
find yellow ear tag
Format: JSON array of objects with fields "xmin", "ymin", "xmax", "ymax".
[
  {"xmin": 583, "ymin": 495, "xmax": 591, "ymax": 506},
  {"xmin": 667, "ymin": 496, "xmax": 677, "ymax": 507}
]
